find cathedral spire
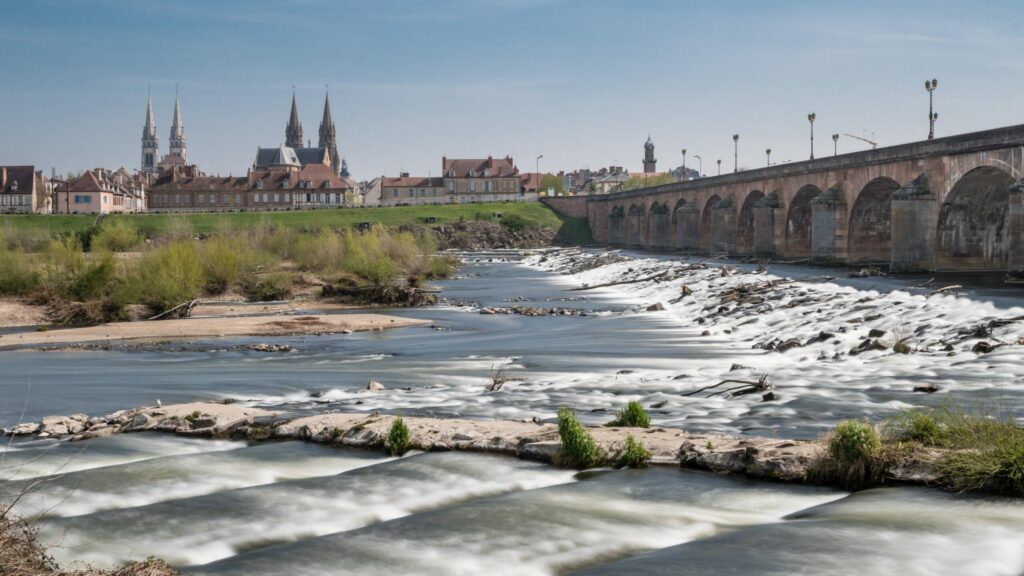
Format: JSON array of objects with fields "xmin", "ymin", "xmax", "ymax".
[
  {"xmin": 141, "ymin": 95, "xmax": 160, "ymax": 175},
  {"xmin": 169, "ymin": 88, "xmax": 187, "ymax": 162},
  {"xmin": 318, "ymin": 90, "xmax": 340, "ymax": 175},
  {"xmin": 286, "ymin": 90, "xmax": 303, "ymax": 149},
  {"xmin": 143, "ymin": 96, "xmax": 157, "ymax": 138}
]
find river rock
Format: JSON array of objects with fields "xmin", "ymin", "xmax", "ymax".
[
  {"xmin": 646, "ymin": 302, "xmax": 665, "ymax": 312},
  {"xmin": 367, "ymin": 380, "xmax": 385, "ymax": 391},
  {"xmin": 913, "ymin": 384, "xmax": 941, "ymax": 393},
  {"xmin": 123, "ymin": 413, "xmax": 155, "ymax": 432},
  {"xmin": 868, "ymin": 328, "xmax": 886, "ymax": 338},
  {"xmin": 776, "ymin": 338, "xmax": 803, "ymax": 353},
  {"xmin": 40, "ymin": 415, "xmax": 86, "ymax": 437},
  {"xmin": 5, "ymin": 422, "xmax": 41, "ymax": 436}
]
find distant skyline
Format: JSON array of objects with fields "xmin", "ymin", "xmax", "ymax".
[{"xmin": 3, "ymin": 0, "xmax": 1024, "ymax": 179}]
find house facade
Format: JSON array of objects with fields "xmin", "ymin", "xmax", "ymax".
[
  {"xmin": 54, "ymin": 168, "xmax": 146, "ymax": 214},
  {"xmin": 0, "ymin": 166, "xmax": 51, "ymax": 214},
  {"xmin": 374, "ymin": 156, "xmax": 536, "ymax": 206}
]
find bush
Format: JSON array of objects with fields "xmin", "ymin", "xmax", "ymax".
[
  {"xmin": 0, "ymin": 247, "xmax": 39, "ymax": 296},
  {"xmin": 815, "ymin": 420, "xmax": 883, "ymax": 490},
  {"xmin": 241, "ymin": 272, "xmax": 293, "ymax": 302},
  {"xmin": 557, "ymin": 408, "xmax": 600, "ymax": 469},
  {"xmin": 341, "ymin": 228, "xmax": 396, "ymax": 285},
  {"xmin": 386, "ymin": 416, "xmax": 411, "ymax": 456},
  {"xmin": 292, "ymin": 230, "xmax": 345, "ymax": 273},
  {"xmin": 425, "ymin": 255, "xmax": 460, "ymax": 279},
  {"xmin": 888, "ymin": 409, "xmax": 944, "ymax": 445},
  {"xmin": 500, "ymin": 213, "xmax": 530, "ymax": 232},
  {"xmin": 200, "ymin": 236, "xmax": 268, "ymax": 294},
  {"xmin": 91, "ymin": 219, "xmax": 142, "ymax": 252},
  {"xmin": 132, "ymin": 242, "xmax": 204, "ymax": 312},
  {"xmin": 606, "ymin": 401, "xmax": 651, "ymax": 428},
  {"xmin": 41, "ymin": 237, "xmax": 118, "ymax": 301},
  {"xmin": 615, "ymin": 435, "xmax": 651, "ymax": 469}
]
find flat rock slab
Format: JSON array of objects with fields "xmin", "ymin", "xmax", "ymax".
[{"xmin": 0, "ymin": 313, "xmax": 430, "ymax": 348}]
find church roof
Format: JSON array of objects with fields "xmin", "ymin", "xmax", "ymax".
[
  {"xmin": 295, "ymin": 147, "xmax": 328, "ymax": 166},
  {"xmin": 254, "ymin": 146, "xmax": 302, "ymax": 168}
]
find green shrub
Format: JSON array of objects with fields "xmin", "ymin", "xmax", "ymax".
[
  {"xmin": 291, "ymin": 230, "xmax": 345, "ymax": 273},
  {"xmin": 0, "ymin": 247, "xmax": 40, "ymax": 295},
  {"xmin": 500, "ymin": 213, "xmax": 530, "ymax": 232},
  {"xmin": 241, "ymin": 272, "xmax": 293, "ymax": 302},
  {"xmin": 41, "ymin": 237, "xmax": 118, "ymax": 301},
  {"xmin": 386, "ymin": 416, "xmax": 411, "ymax": 456},
  {"xmin": 341, "ymin": 227, "xmax": 396, "ymax": 285},
  {"xmin": 557, "ymin": 408, "xmax": 601, "ymax": 469},
  {"xmin": 615, "ymin": 435, "xmax": 651, "ymax": 469},
  {"xmin": 133, "ymin": 242, "xmax": 204, "ymax": 312},
  {"xmin": 816, "ymin": 420, "xmax": 883, "ymax": 490},
  {"xmin": 606, "ymin": 401, "xmax": 651, "ymax": 428},
  {"xmin": 425, "ymin": 255, "xmax": 460, "ymax": 279},
  {"xmin": 200, "ymin": 236, "xmax": 268, "ymax": 294},
  {"xmin": 91, "ymin": 219, "xmax": 142, "ymax": 252}
]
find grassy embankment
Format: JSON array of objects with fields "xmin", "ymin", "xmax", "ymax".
[{"xmin": 0, "ymin": 202, "xmax": 593, "ymax": 245}]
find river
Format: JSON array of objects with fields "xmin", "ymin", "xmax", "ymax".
[{"xmin": 2, "ymin": 249, "xmax": 1023, "ymax": 575}]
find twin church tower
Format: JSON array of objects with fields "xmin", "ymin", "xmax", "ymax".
[{"xmin": 142, "ymin": 90, "xmax": 343, "ymax": 177}]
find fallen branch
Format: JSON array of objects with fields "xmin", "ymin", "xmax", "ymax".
[{"xmin": 147, "ymin": 299, "xmax": 197, "ymax": 321}]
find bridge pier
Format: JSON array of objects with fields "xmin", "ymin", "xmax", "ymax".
[
  {"xmin": 675, "ymin": 203, "xmax": 700, "ymax": 251},
  {"xmin": 890, "ymin": 174, "xmax": 937, "ymax": 273},
  {"xmin": 810, "ymin": 184, "xmax": 848, "ymax": 265},
  {"xmin": 753, "ymin": 192, "xmax": 781, "ymax": 257},
  {"xmin": 1008, "ymin": 179, "xmax": 1024, "ymax": 279}
]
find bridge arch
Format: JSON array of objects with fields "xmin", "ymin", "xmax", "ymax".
[
  {"xmin": 848, "ymin": 177, "xmax": 900, "ymax": 264},
  {"xmin": 699, "ymin": 194, "xmax": 722, "ymax": 252},
  {"xmin": 937, "ymin": 166, "xmax": 1014, "ymax": 270},
  {"xmin": 785, "ymin": 185, "xmax": 822, "ymax": 258},
  {"xmin": 608, "ymin": 206, "xmax": 625, "ymax": 245},
  {"xmin": 672, "ymin": 199, "xmax": 699, "ymax": 250},
  {"xmin": 626, "ymin": 204, "xmax": 645, "ymax": 246},
  {"xmin": 736, "ymin": 190, "xmax": 765, "ymax": 255},
  {"xmin": 647, "ymin": 202, "xmax": 670, "ymax": 249}
]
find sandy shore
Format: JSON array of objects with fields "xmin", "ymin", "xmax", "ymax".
[
  {"xmin": 0, "ymin": 299, "xmax": 48, "ymax": 328},
  {"xmin": 0, "ymin": 313, "xmax": 430, "ymax": 349}
]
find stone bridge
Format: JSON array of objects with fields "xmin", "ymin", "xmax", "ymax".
[{"xmin": 543, "ymin": 124, "xmax": 1024, "ymax": 276}]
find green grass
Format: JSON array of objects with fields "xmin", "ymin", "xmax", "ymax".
[
  {"xmin": 557, "ymin": 408, "xmax": 601, "ymax": 469},
  {"xmin": 0, "ymin": 202, "xmax": 569, "ymax": 238},
  {"xmin": 887, "ymin": 406, "xmax": 1024, "ymax": 496},
  {"xmin": 615, "ymin": 435, "xmax": 651, "ymax": 469},
  {"xmin": 606, "ymin": 401, "xmax": 651, "ymax": 428}
]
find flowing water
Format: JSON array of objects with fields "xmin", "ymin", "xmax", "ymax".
[{"xmin": 2, "ymin": 249, "xmax": 1023, "ymax": 574}]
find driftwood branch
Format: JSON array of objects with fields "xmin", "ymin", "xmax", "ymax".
[{"xmin": 147, "ymin": 299, "xmax": 197, "ymax": 321}]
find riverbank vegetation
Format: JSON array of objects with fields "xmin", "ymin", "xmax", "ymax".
[
  {"xmin": 0, "ymin": 220, "xmax": 458, "ymax": 326},
  {"xmin": 815, "ymin": 406, "xmax": 1024, "ymax": 495}
]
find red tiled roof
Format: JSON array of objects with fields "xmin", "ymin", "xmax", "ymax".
[
  {"xmin": 0, "ymin": 165, "xmax": 38, "ymax": 194},
  {"xmin": 442, "ymin": 156, "xmax": 517, "ymax": 178},
  {"xmin": 382, "ymin": 176, "xmax": 444, "ymax": 188}
]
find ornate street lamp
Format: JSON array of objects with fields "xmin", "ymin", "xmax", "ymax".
[
  {"xmin": 832, "ymin": 133, "xmax": 839, "ymax": 156},
  {"xmin": 766, "ymin": 148, "xmax": 772, "ymax": 167},
  {"xmin": 693, "ymin": 154, "xmax": 703, "ymax": 177},
  {"xmin": 681, "ymin": 149, "xmax": 687, "ymax": 180},
  {"xmin": 716, "ymin": 159, "xmax": 722, "ymax": 176},
  {"xmin": 732, "ymin": 134, "xmax": 739, "ymax": 173},
  {"xmin": 925, "ymin": 78, "xmax": 939, "ymax": 139},
  {"xmin": 808, "ymin": 113, "xmax": 816, "ymax": 160}
]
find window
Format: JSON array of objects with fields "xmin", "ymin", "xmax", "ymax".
[
  {"xmin": 198, "ymin": 193, "xmax": 205, "ymax": 204},
  {"xmin": 273, "ymin": 193, "xmax": 280, "ymax": 203},
  {"xmin": 263, "ymin": 193, "xmax": 269, "ymax": 203},
  {"xmin": 284, "ymin": 193, "xmax": 290, "ymax": 202},
  {"xmin": 469, "ymin": 181, "xmax": 476, "ymax": 193},
  {"xmin": 236, "ymin": 193, "xmax": 242, "ymax": 205},
  {"xmin": 447, "ymin": 181, "xmax": 454, "ymax": 193},
  {"xmin": 484, "ymin": 181, "xmax": 491, "ymax": 193},
  {"xmin": 74, "ymin": 195, "xmax": 92, "ymax": 204}
]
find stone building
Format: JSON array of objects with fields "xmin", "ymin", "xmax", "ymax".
[
  {"xmin": 0, "ymin": 166, "xmax": 51, "ymax": 214},
  {"xmin": 147, "ymin": 153, "xmax": 355, "ymax": 213},
  {"xmin": 375, "ymin": 156, "xmax": 534, "ymax": 206}
]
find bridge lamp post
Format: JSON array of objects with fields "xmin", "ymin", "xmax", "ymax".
[
  {"xmin": 693, "ymin": 154, "xmax": 702, "ymax": 177},
  {"xmin": 925, "ymin": 78, "xmax": 939, "ymax": 139},
  {"xmin": 807, "ymin": 113, "xmax": 816, "ymax": 160},
  {"xmin": 832, "ymin": 133, "xmax": 839, "ymax": 156},
  {"xmin": 681, "ymin": 149, "xmax": 687, "ymax": 180},
  {"xmin": 536, "ymin": 154, "xmax": 543, "ymax": 195},
  {"xmin": 766, "ymin": 148, "xmax": 772, "ymax": 167},
  {"xmin": 732, "ymin": 134, "xmax": 739, "ymax": 173},
  {"xmin": 717, "ymin": 159, "xmax": 722, "ymax": 176}
]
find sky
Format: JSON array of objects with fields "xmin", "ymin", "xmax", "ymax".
[{"xmin": 3, "ymin": 0, "xmax": 1024, "ymax": 180}]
